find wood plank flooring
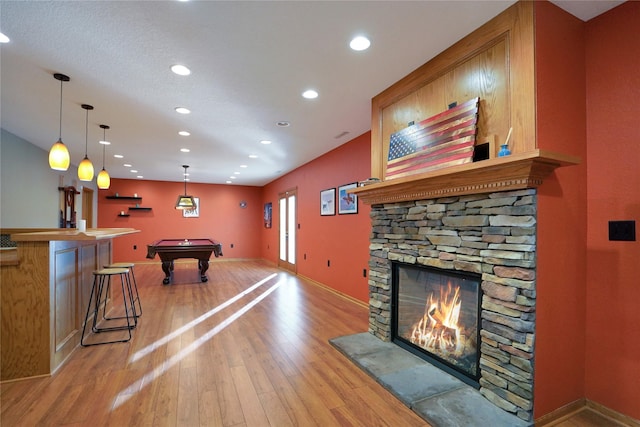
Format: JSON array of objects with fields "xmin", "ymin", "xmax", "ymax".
[
  {"xmin": 1, "ymin": 260, "xmax": 430, "ymax": 426},
  {"xmin": 1, "ymin": 260, "xmax": 627, "ymax": 426}
]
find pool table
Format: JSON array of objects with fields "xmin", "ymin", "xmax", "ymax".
[{"xmin": 146, "ymin": 238, "xmax": 223, "ymax": 284}]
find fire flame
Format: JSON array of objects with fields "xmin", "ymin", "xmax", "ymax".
[{"xmin": 410, "ymin": 282, "xmax": 463, "ymax": 354}]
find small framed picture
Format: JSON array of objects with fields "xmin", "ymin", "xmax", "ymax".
[
  {"xmin": 183, "ymin": 197, "xmax": 200, "ymax": 218},
  {"xmin": 338, "ymin": 183, "xmax": 358, "ymax": 214},
  {"xmin": 320, "ymin": 188, "xmax": 336, "ymax": 216},
  {"xmin": 264, "ymin": 202, "xmax": 272, "ymax": 228}
]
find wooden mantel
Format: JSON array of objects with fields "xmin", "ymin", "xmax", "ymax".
[{"xmin": 351, "ymin": 150, "xmax": 580, "ymax": 205}]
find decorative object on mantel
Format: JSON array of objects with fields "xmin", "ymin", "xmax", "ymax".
[
  {"xmin": 175, "ymin": 165, "xmax": 197, "ymax": 210},
  {"xmin": 48, "ymin": 73, "xmax": 71, "ymax": 171},
  {"xmin": 386, "ymin": 97, "xmax": 479, "ymax": 180},
  {"xmin": 498, "ymin": 127, "xmax": 513, "ymax": 157},
  {"xmin": 359, "ymin": 177, "xmax": 381, "ymax": 187}
]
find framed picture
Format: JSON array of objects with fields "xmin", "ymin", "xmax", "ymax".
[
  {"xmin": 264, "ymin": 202, "xmax": 272, "ymax": 228},
  {"xmin": 320, "ymin": 188, "xmax": 336, "ymax": 216},
  {"xmin": 183, "ymin": 197, "xmax": 200, "ymax": 218},
  {"xmin": 338, "ymin": 182, "xmax": 358, "ymax": 214}
]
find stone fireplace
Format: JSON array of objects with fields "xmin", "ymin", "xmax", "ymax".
[{"xmin": 367, "ymin": 189, "xmax": 537, "ymax": 422}]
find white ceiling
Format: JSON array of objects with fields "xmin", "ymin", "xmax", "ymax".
[{"xmin": 0, "ymin": 1, "xmax": 623, "ymax": 186}]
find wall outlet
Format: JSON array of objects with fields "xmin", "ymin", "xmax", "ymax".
[
  {"xmin": 230, "ymin": 243, "xmax": 234, "ymax": 248},
  {"xmin": 133, "ymin": 245, "xmax": 137, "ymax": 250}
]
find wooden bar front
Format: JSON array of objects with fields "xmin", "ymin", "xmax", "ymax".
[{"xmin": 0, "ymin": 228, "xmax": 139, "ymax": 382}]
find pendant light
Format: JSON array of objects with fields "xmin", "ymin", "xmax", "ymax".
[
  {"xmin": 175, "ymin": 165, "xmax": 197, "ymax": 209},
  {"xmin": 48, "ymin": 73, "xmax": 71, "ymax": 171},
  {"xmin": 96, "ymin": 124, "xmax": 111, "ymax": 189},
  {"xmin": 78, "ymin": 104, "xmax": 95, "ymax": 181}
]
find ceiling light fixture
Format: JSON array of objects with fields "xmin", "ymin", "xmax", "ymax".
[
  {"xmin": 48, "ymin": 73, "xmax": 71, "ymax": 171},
  {"xmin": 175, "ymin": 107, "xmax": 191, "ymax": 114},
  {"xmin": 97, "ymin": 125, "xmax": 111, "ymax": 189},
  {"xmin": 302, "ymin": 89, "xmax": 319, "ymax": 99},
  {"xmin": 260, "ymin": 140, "xmax": 272, "ymax": 145},
  {"xmin": 276, "ymin": 121, "xmax": 290, "ymax": 127},
  {"xmin": 0, "ymin": 32, "xmax": 10, "ymax": 43},
  {"xmin": 180, "ymin": 148, "xmax": 190, "ymax": 152},
  {"xmin": 171, "ymin": 64, "xmax": 191, "ymax": 76},
  {"xmin": 350, "ymin": 36, "xmax": 371, "ymax": 51},
  {"xmin": 178, "ymin": 130, "xmax": 190, "ymax": 136},
  {"xmin": 175, "ymin": 165, "xmax": 197, "ymax": 209},
  {"xmin": 114, "ymin": 154, "xmax": 124, "ymax": 159},
  {"xmin": 78, "ymin": 104, "xmax": 95, "ymax": 181}
]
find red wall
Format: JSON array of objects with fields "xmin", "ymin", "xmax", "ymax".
[
  {"xmin": 260, "ymin": 132, "xmax": 372, "ymax": 303},
  {"xmin": 534, "ymin": 1, "xmax": 588, "ymax": 418},
  {"xmin": 98, "ymin": 132, "xmax": 372, "ymax": 303},
  {"xmin": 584, "ymin": 1, "xmax": 640, "ymax": 419},
  {"xmin": 98, "ymin": 179, "xmax": 263, "ymax": 262}
]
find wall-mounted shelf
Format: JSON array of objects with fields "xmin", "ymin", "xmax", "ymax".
[
  {"xmin": 129, "ymin": 207, "xmax": 152, "ymax": 211},
  {"xmin": 106, "ymin": 195, "xmax": 142, "ymax": 200},
  {"xmin": 117, "ymin": 213, "xmax": 130, "ymax": 217}
]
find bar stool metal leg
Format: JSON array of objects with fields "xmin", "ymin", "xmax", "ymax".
[
  {"xmin": 101, "ymin": 269, "xmax": 138, "ymax": 328},
  {"xmin": 81, "ymin": 268, "xmax": 133, "ymax": 346},
  {"xmin": 105, "ymin": 262, "xmax": 142, "ymax": 318}
]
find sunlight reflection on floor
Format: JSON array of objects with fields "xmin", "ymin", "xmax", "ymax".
[{"xmin": 112, "ymin": 272, "xmax": 283, "ymax": 409}]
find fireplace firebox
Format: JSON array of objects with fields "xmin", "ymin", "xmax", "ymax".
[{"xmin": 392, "ymin": 262, "xmax": 482, "ymax": 387}]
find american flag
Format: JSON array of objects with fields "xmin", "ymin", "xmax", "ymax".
[{"xmin": 386, "ymin": 97, "xmax": 479, "ymax": 180}]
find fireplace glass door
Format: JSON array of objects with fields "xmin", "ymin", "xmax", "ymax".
[{"xmin": 392, "ymin": 262, "xmax": 481, "ymax": 385}]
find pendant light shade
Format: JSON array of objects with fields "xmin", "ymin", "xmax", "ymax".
[
  {"xmin": 78, "ymin": 104, "xmax": 94, "ymax": 181},
  {"xmin": 97, "ymin": 124, "xmax": 111, "ymax": 190},
  {"xmin": 49, "ymin": 73, "xmax": 71, "ymax": 171},
  {"xmin": 175, "ymin": 165, "xmax": 197, "ymax": 209}
]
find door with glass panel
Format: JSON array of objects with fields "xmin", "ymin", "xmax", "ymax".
[{"xmin": 278, "ymin": 188, "xmax": 297, "ymax": 273}]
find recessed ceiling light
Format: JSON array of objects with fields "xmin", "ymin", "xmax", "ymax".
[
  {"xmin": 175, "ymin": 107, "xmax": 190, "ymax": 114},
  {"xmin": 130, "ymin": 169, "xmax": 138, "ymax": 173},
  {"xmin": 137, "ymin": 175, "xmax": 144, "ymax": 179},
  {"xmin": 99, "ymin": 140, "xmax": 111, "ymax": 145},
  {"xmin": 171, "ymin": 64, "xmax": 191, "ymax": 76},
  {"xmin": 350, "ymin": 36, "xmax": 371, "ymax": 51},
  {"xmin": 240, "ymin": 164, "xmax": 248, "ymax": 168},
  {"xmin": 0, "ymin": 33, "xmax": 9, "ymax": 43},
  {"xmin": 249, "ymin": 154, "xmax": 258, "ymax": 159},
  {"xmin": 230, "ymin": 176, "xmax": 236, "ymax": 179},
  {"xmin": 234, "ymin": 171, "xmax": 240, "ymax": 175},
  {"xmin": 123, "ymin": 163, "xmax": 132, "ymax": 167},
  {"xmin": 114, "ymin": 154, "xmax": 124, "ymax": 159},
  {"xmin": 180, "ymin": 148, "xmax": 190, "ymax": 152},
  {"xmin": 260, "ymin": 140, "xmax": 272, "ymax": 145},
  {"xmin": 302, "ymin": 89, "xmax": 318, "ymax": 99},
  {"xmin": 226, "ymin": 180, "xmax": 232, "ymax": 184},
  {"xmin": 178, "ymin": 131, "xmax": 190, "ymax": 136},
  {"xmin": 276, "ymin": 121, "xmax": 290, "ymax": 127}
]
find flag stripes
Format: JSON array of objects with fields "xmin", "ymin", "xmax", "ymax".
[{"xmin": 386, "ymin": 97, "xmax": 479, "ymax": 179}]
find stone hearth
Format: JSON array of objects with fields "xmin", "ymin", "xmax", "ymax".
[{"xmin": 367, "ymin": 189, "xmax": 537, "ymax": 422}]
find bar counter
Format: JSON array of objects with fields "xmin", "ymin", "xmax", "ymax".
[{"xmin": 1, "ymin": 228, "xmax": 140, "ymax": 382}]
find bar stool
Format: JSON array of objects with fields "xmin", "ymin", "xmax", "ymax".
[
  {"xmin": 105, "ymin": 262, "xmax": 142, "ymax": 318},
  {"xmin": 81, "ymin": 267, "xmax": 135, "ymax": 346}
]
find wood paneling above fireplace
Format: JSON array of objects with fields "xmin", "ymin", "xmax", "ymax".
[{"xmin": 364, "ymin": 1, "xmax": 580, "ymax": 203}]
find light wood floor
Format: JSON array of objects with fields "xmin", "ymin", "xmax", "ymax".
[
  {"xmin": 1, "ymin": 260, "xmax": 430, "ymax": 426},
  {"xmin": 1, "ymin": 260, "xmax": 626, "ymax": 426}
]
